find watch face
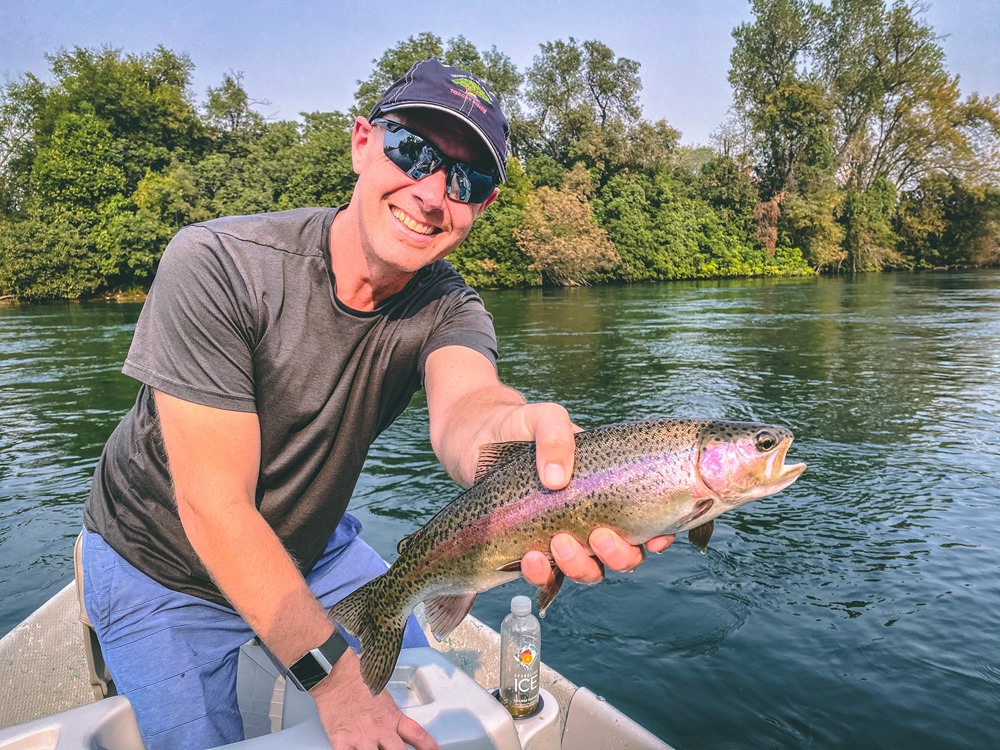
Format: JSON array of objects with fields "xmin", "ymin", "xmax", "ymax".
[{"xmin": 290, "ymin": 653, "xmax": 327, "ymax": 691}]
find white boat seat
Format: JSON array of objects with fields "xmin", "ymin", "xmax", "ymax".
[{"xmin": 74, "ymin": 532, "xmax": 115, "ymax": 700}]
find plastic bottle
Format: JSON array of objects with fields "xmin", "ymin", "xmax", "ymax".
[{"xmin": 499, "ymin": 595, "xmax": 541, "ymax": 717}]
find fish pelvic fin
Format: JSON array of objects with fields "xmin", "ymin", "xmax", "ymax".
[
  {"xmin": 496, "ymin": 555, "xmax": 565, "ymax": 617},
  {"xmin": 688, "ymin": 519, "xmax": 715, "ymax": 553},
  {"xmin": 536, "ymin": 567, "xmax": 565, "ymax": 617},
  {"xmin": 474, "ymin": 441, "xmax": 534, "ymax": 484},
  {"xmin": 423, "ymin": 592, "xmax": 478, "ymax": 640},
  {"xmin": 328, "ymin": 576, "xmax": 406, "ymax": 697}
]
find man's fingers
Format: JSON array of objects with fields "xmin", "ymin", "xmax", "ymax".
[
  {"xmin": 520, "ymin": 550, "xmax": 556, "ymax": 588},
  {"xmin": 551, "ymin": 533, "xmax": 604, "ymax": 584},
  {"xmin": 590, "ymin": 528, "xmax": 646, "ymax": 572},
  {"xmin": 522, "ymin": 531, "xmax": 677, "ymax": 589},
  {"xmin": 646, "ymin": 534, "xmax": 676, "ymax": 554},
  {"xmin": 398, "ymin": 714, "xmax": 438, "ymax": 750},
  {"xmin": 523, "ymin": 403, "xmax": 577, "ymax": 490}
]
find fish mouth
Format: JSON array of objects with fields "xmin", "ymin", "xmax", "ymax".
[{"xmin": 764, "ymin": 438, "xmax": 806, "ymax": 494}]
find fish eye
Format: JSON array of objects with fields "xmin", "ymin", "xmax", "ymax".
[{"xmin": 754, "ymin": 430, "xmax": 779, "ymax": 452}]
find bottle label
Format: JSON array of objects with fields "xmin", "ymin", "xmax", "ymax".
[
  {"xmin": 516, "ymin": 645, "xmax": 538, "ymax": 669},
  {"xmin": 505, "ymin": 642, "xmax": 539, "ymax": 706}
]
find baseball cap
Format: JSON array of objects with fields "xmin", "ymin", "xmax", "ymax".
[{"xmin": 369, "ymin": 59, "xmax": 510, "ymax": 181}]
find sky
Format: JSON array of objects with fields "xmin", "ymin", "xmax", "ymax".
[{"xmin": 2, "ymin": 0, "xmax": 998, "ymax": 146}]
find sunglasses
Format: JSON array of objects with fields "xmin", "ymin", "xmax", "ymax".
[{"xmin": 371, "ymin": 118, "xmax": 499, "ymax": 204}]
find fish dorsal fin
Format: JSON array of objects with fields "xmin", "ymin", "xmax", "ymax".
[
  {"xmin": 423, "ymin": 592, "xmax": 478, "ymax": 640},
  {"xmin": 688, "ymin": 519, "xmax": 715, "ymax": 553},
  {"xmin": 474, "ymin": 441, "xmax": 534, "ymax": 484}
]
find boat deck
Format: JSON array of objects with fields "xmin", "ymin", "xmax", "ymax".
[{"xmin": 0, "ymin": 582, "xmax": 672, "ymax": 749}]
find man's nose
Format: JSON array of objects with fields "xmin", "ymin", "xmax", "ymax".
[{"xmin": 409, "ymin": 166, "xmax": 449, "ymax": 209}]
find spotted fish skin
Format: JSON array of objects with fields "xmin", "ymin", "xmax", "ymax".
[{"xmin": 329, "ymin": 417, "xmax": 805, "ymax": 695}]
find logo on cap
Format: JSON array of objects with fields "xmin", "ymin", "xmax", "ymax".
[{"xmin": 450, "ymin": 75, "xmax": 493, "ymax": 114}]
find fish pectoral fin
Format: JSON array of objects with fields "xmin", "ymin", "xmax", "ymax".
[
  {"xmin": 423, "ymin": 592, "xmax": 478, "ymax": 640},
  {"xmin": 496, "ymin": 558, "xmax": 523, "ymax": 572},
  {"xmin": 474, "ymin": 441, "xmax": 535, "ymax": 484},
  {"xmin": 688, "ymin": 519, "xmax": 715, "ymax": 553},
  {"xmin": 536, "ymin": 567, "xmax": 565, "ymax": 617}
]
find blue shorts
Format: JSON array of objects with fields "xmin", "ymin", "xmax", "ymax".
[{"xmin": 81, "ymin": 515, "xmax": 427, "ymax": 749}]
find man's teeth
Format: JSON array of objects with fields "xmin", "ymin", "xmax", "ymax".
[{"xmin": 392, "ymin": 208, "xmax": 437, "ymax": 235}]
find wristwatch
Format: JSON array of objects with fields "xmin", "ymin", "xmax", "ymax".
[{"xmin": 286, "ymin": 630, "xmax": 350, "ymax": 691}]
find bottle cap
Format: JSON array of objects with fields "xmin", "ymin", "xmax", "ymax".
[{"xmin": 511, "ymin": 595, "xmax": 532, "ymax": 616}]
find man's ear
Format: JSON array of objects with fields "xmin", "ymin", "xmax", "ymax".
[{"xmin": 351, "ymin": 117, "xmax": 375, "ymax": 175}]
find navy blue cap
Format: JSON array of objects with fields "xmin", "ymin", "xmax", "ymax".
[{"xmin": 369, "ymin": 59, "xmax": 509, "ymax": 181}]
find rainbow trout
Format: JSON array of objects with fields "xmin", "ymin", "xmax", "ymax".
[{"xmin": 330, "ymin": 418, "xmax": 806, "ymax": 695}]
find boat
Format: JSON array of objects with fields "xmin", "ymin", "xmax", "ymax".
[{"xmin": 0, "ymin": 569, "xmax": 673, "ymax": 749}]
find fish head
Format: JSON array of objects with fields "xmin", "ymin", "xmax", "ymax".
[{"xmin": 696, "ymin": 421, "xmax": 806, "ymax": 507}]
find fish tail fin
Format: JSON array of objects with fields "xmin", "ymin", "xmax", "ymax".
[{"xmin": 328, "ymin": 575, "xmax": 408, "ymax": 696}]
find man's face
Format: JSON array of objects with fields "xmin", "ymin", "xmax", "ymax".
[{"xmin": 350, "ymin": 109, "xmax": 498, "ymax": 276}]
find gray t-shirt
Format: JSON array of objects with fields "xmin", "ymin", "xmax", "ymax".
[{"xmin": 84, "ymin": 207, "xmax": 497, "ymax": 606}]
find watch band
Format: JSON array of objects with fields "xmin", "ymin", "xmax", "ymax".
[{"xmin": 287, "ymin": 629, "xmax": 350, "ymax": 691}]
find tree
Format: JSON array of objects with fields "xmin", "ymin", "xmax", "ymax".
[
  {"xmin": 838, "ymin": 177, "xmax": 903, "ymax": 270},
  {"xmin": 697, "ymin": 155, "xmax": 760, "ymax": 244},
  {"xmin": 730, "ymin": 0, "xmax": 820, "ymax": 191},
  {"xmin": 895, "ymin": 174, "xmax": 1000, "ymax": 268},
  {"xmin": 730, "ymin": 0, "xmax": 836, "ymax": 199},
  {"xmin": 522, "ymin": 38, "xmax": 654, "ymax": 177},
  {"xmin": 515, "ymin": 164, "xmax": 619, "ymax": 285},
  {"xmin": 0, "ymin": 76, "xmax": 45, "ymax": 214},
  {"xmin": 594, "ymin": 172, "xmax": 663, "ymax": 281},
  {"xmin": 279, "ymin": 112, "xmax": 355, "ymax": 209},
  {"xmin": 817, "ymin": 0, "xmax": 997, "ymax": 190},
  {"xmin": 781, "ymin": 186, "xmax": 846, "ymax": 269},
  {"xmin": 205, "ymin": 71, "xmax": 268, "ymax": 155},
  {"xmin": 31, "ymin": 108, "xmax": 125, "ymax": 208},
  {"xmin": 38, "ymin": 46, "xmax": 206, "ymax": 188}
]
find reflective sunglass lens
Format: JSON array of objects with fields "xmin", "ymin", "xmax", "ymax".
[{"xmin": 375, "ymin": 119, "xmax": 496, "ymax": 204}]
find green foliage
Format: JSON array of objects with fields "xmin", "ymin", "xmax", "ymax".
[
  {"xmin": 39, "ymin": 46, "xmax": 206, "ymax": 188},
  {"xmin": 781, "ymin": 187, "xmax": 846, "ymax": 270},
  {"xmin": 515, "ymin": 164, "xmax": 619, "ymax": 286},
  {"xmin": 0, "ymin": 203, "xmax": 103, "ymax": 300},
  {"xmin": 595, "ymin": 170, "xmax": 811, "ymax": 282},
  {"xmin": 838, "ymin": 178, "xmax": 903, "ymax": 271},
  {"xmin": 31, "ymin": 109, "xmax": 126, "ymax": 207},
  {"xmin": 278, "ymin": 112, "xmax": 355, "ymax": 210},
  {"xmin": 0, "ymin": 28, "xmax": 995, "ymax": 301},
  {"xmin": 895, "ymin": 175, "xmax": 1000, "ymax": 268},
  {"xmin": 451, "ymin": 159, "xmax": 537, "ymax": 288}
]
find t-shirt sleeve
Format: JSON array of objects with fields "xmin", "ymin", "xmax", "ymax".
[
  {"xmin": 417, "ymin": 284, "xmax": 499, "ymax": 385},
  {"xmin": 122, "ymin": 224, "xmax": 259, "ymax": 412}
]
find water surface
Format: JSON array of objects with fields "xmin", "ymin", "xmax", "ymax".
[{"xmin": 1, "ymin": 271, "xmax": 998, "ymax": 748}]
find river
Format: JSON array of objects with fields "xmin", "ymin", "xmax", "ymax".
[{"xmin": 1, "ymin": 270, "xmax": 998, "ymax": 748}]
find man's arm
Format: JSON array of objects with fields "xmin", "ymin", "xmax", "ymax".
[
  {"xmin": 424, "ymin": 347, "xmax": 673, "ymax": 587},
  {"xmin": 152, "ymin": 390, "xmax": 436, "ymax": 750}
]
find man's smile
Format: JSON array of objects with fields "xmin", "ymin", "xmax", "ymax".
[{"xmin": 391, "ymin": 206, "xmax": 442, "ymax": 236}]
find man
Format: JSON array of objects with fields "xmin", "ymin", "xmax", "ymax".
[{"xmin": 81, "ymin": 59, "xmax": 673, "ymax": 749}]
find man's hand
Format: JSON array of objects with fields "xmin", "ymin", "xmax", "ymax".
[{"xmin": 311, "ymin": 649, "xmax": 438, "ymax": 750}]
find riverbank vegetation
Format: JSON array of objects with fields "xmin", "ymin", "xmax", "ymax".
[{"xmin": 1, "ymin": 0, "xmax": 998, "ymax": 301}]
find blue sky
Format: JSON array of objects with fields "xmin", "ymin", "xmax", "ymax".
[{"xmin": 2, "ymin": 0, "xmax": 998, "ymax": 146}]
